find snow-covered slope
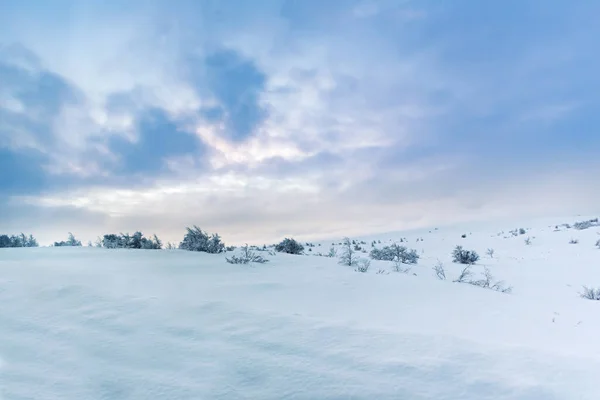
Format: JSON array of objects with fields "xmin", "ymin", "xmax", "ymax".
[{"xmin": 1, "ymin": 218, "xmax": 600, "ymax": 399}]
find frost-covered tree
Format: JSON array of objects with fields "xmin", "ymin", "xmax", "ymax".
[
  {"xmin": 54, "ymin": 232, "xmax": 82, "ymax": 247},
  {"xmin": 101, "ymin": 232, "xmax": 162, "ymax": 249},
  {"xmin": 102, "ymin": 234, "xmax": 122, "ymax": 249},
  {"xmin": 327, "ymin": 246, "xmax": 337, "ymax": 258},
  {"xmin": 339, "ymin": 237, "xmax": 358, "ymax": 266},
  {"xmin": 274, "ymin": 238, "xmax": 304, "ymax": 255},
  {"xmin": 0, "ymin": 233, "xmax": 38, "ymax": 248},
  {"xmin": 179, "ymin": 226, "xmax": 225, "ymax": 253}
]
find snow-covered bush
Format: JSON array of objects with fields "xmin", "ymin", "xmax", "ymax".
[
  {"xmin": 339, "ymin": 237, "xmax": 358, "ymax": 267},
  {"xmin": 226, "ymin": 245, "xmax": 269, "ymax": 264},
  {"xmin": 524, "ymin": 237, "xmax": 532, "ymax": 245},
  {"xmin": 370, "ymin": 243, "xmax": 419, "ymax": 264},
  {"xmin": 274, "ymin": 238, "xmax": 304, "ymax": 255},
  {"xmin": 569, "ymin": 238, "xmax": 579, "ymax": 244},
  {"xmin": 102, "ymin": 232, "xmax": 162, "ymax": 250},
  {"xmin": 596, "ymin": 239, "xmax": 600, "ymax": 249},
  {"xmin": 54, "ymin": 232, "xmax": 82, "ymax": 247},
  {"xmin": 0, "ymin": 233, "xmax": 38, "ymax": 248},
  {"xmin": 574, "ymin": 219, "xmax": 598, "ymax": 230},
  {"xmin": 486, "ymin": 248, "xmax": 495, "ymax": 258},
  {"xmin": 179, "ymin": 226, "xmax": 224, "ymax": 253},
  {"xmin": 580, "ymin": 286, "xmax": 600, "ymax": 300},
  {"xmin": 355, "ymin": 259, "xmax": 371, "ymax": 273},
  {"xmin": 327, "ymin": 246, "xmax": 337, "ymax": 257},
  {"xmin": 452, "ymin": 246, "xmax": 479, "ymax": 264}
]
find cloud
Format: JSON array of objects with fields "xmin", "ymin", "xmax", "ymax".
[
  {"xmin": 197, "ymin": 48, "xmax": 269, "ymax": 141},
  {"xmin": 1, "ymin": 0, "xmax": 599, "ymax": 244},
  {"xmin": 108, "ymin": 107, "xmax": 204, "ymax": 176}
]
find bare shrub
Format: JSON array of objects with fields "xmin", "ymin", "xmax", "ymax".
[
  {"xmin": 468, "ymin": 268, "xmax": 512, "ymax": 293},
  {"xmin": 569, "ymin": 238, "xmax": 579, "ymax": 244},
  {"xmin": 433, "ymin": 261, "xmax": 446, "ymax": 280},
  {"xmin": 226, "ymin": 244, "xmax": 269, "ymax": 264},
  {"xmin": 453, "ymin": 265, "xmax": 473, "ymax": 283},
  {"xmin": 580, "ymin": 286, "xmax": 600, "ymax": 300},
  {"xmin": 486, "ymin": 248, "xmax": 495, "ymax": 258},
  {"xmin": 394, "ymin": 259, "xmax": 412, "ymax": 273},
  {"xmin": 596, "ymin": 239, "xmax": 600, "ymax": 249},
  {"xmin": 524, "ymin": 237, "xmax": 532, "ymax": 245}
]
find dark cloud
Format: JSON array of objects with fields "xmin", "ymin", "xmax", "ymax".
[
  {"xmin": 0, "ymin": 43, "xmax": 82, "ymax": 149},
  {"xmin": 193, "ymin": 48, "xmax": 268, "ymax": 141},
  {"xmin": 0, "ymin": 148, "xmax": 49, "ymax": 195},
  {"xmin": 108, "ymin": 107, "xmax": 204, "ymax": 176}
]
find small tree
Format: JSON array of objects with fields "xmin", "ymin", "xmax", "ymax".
[
  {"xmin": 452, "ymin": 246, "xmax": 479, "ymax": 264},
  {"xmin": 339, "ymin": 237, "xmax": 358, "ymax": 266},
  {"xmin": 274, "ymin": 238, "xmax": 304, "ymax": 255},
  {"xmin": 327, "ymin": 246, "xmax": 337, "ymax": 258}
]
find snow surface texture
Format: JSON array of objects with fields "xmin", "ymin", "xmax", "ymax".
[{"xmin": 1, "ymin": 217, "xmax": 600, "ymax": 399}]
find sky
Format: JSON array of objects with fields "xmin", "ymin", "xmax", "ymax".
[{"xmin": 1, "ymin": 0, "xmax": 599, "ymax": 246}]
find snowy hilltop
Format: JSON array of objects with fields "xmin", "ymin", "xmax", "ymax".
[{"xmin": 1, "ymin": 216, "xmax": 600, "ymax": 399}]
